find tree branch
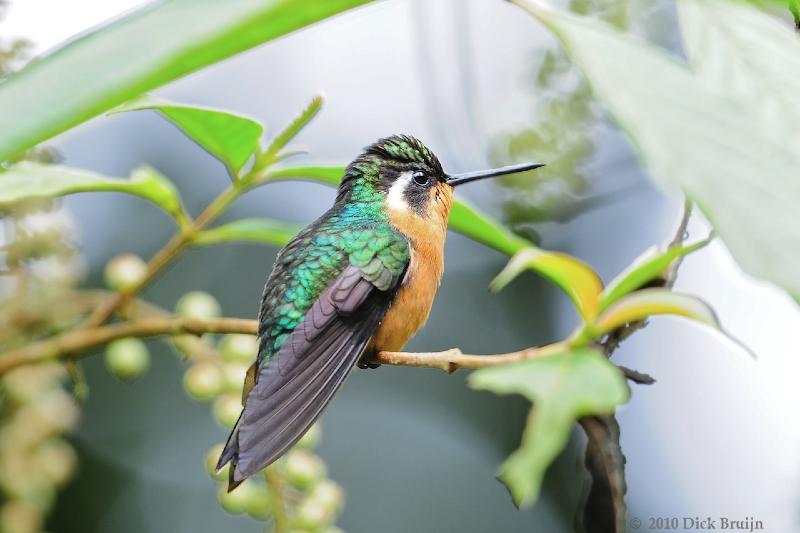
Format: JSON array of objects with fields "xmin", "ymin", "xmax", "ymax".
[
  {"xmin": 577, "ymin": 415, "xmax": 627, "ymax": 533},
  {"xmin": 0, "ymin": 314, "xmax": 658, "ymax": 381},
  {"xmin": 575, "ymin": 199, "xmax": 692, "ymax": 532},
  {"xmin": 0, "ymin": 316, "xmax": 256, "ymax": 374}
]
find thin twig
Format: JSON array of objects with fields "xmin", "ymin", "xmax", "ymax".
[
  {"xmin": 617, "ymin": 365, "xmax": 655, "ymax": 385},
  {"xmin": 85, "ymin": 184, "xmax": 242, "ymax": 327},
  {"xmin": 373, "ymin": 342, "xmax": 568, "ymax": 372},
  {"xmin": 597, "ymin": 199, "xmax": 694, "ymax": 360}
]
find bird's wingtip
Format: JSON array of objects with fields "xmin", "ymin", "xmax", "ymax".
[{"xmin": 226, "ymin": 467, "xmax": 245, "ymax": 493}]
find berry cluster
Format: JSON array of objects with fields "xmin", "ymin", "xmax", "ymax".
[
  {"xmin": 0, "ymin": 200, "xmax": 83, "ymax": 533},
  {"xmin": 0, "ymin": 364, "xmax": 79, "ymax": 533}
]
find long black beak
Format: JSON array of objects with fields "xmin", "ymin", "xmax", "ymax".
[{"xmin": 446, "ymin": 161, "xmax": 545, "ymax": 187}]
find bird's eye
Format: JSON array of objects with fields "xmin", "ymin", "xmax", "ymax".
[{"xmin": 412, "ymin": 171, "xmax": 430, "ymax": 186}]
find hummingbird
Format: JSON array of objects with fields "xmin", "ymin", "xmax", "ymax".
[{"xmin": 217, "ymin": 135, "xmax": 543, "ymax": 490}]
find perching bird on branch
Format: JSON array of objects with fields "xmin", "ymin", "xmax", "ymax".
[{"xmin": 217, "ymin": 135, "xmax": 543, "ymax": 490}]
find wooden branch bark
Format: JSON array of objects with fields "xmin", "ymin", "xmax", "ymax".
[
  {"xmin": 0, "ymin": 316, "xmax": 256, "ymax": 374},
  {"xmin": 577, "ymin": 415, "xmax": 627, "ymax": 533}
]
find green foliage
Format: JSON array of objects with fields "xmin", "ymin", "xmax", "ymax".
[
  {"xmin": 448, "ymin": 200, "xmax": 603, "ymax": 321},
  {"xmin": 268, "ymin": 165, "xmax": 344, "ymax": 186},
  {"xmin": 263, "ymin": 94, "xmax": 324, "ymax": 161},
  {"xmin": 469, "ymin": 348, "xmax": 628, "ymax": 507},
  {"xmin": 491, "ymin": 246, "xmax": 603, "ymax": 321},
  {"xmin": 0, "ymin": 162, "xmax": 185, "ymax": 222},
  {"xmin": 516, "ymin": 0, "xmax": 800, "ymax": 301},
  {"xmin": 599, "ymin": 237, "xmax": 711, "ymax": 311},
  {"xmin": 480, "ymin": 225, "xmax": 726, "ymax": 506},
  {"xmin": 678, "ymin": 0, "xmax": 800, "ymax": 137},
  {"xmin": 111, "ymin": 96, "xmax": 263, "ymax": 176},
  {"xmin": 193, "ymin": 218, "xmax": 301, "ymax": 247},
  {"xmin": 447, "ymin": 199, "xmax": 530, "ymax": 256},
  {"xmin": 0, "ymin": 0, "xmax": 372, "ymax": 162},
  {"xmin": 592, "ymin": 288, "xmax": 719, "ymax": 335}
]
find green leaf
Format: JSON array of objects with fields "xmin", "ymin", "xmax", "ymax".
[
  {"xmin": 263, "ymin": 95, "xmax": 324, "ymax": 160},
  {"xmin": 0, "ymin": 162, "xmax": 183, "ymax": 219},
  {"xmin": 599, "ymin": 237, "xmax": 711, "ymax": 312},
  {"xmin": 111, "ymin": 96, "xmax": 263, "ymax": 175},
  {"xmin": 677, "ymin": 0, "xmax": 800, "ymax": 147},
  {"xmin": 448, "ymin": 199, "xmax": 530, "ymax": 257},
  {"xmin": 469, "ymin": 348, "xmax": 628, "ymax": 507},
  {"xmin": 593, "ymin": 288, "xmax": 719, "ymax": 335},
  {"xmin": 0, "ymin": 0, "xmax": 371, "ymax": 162},
  {"xmin": 513, "ymin": 0, "xmax": 800, "ymax": 300},
  {"xmin": 267, "ymin": 165, "xmax": 344, "ymax": 186},
  {"xmin": 491, "ymin": 247, "xmax": 603, "ymax": 321},
  {"xmin": 193, "ymin": 218, "xmax": 300, "ymax": 247},
  {"xmin": 449, "ymin": 203, "xmax": 603, "ymax": 318}
]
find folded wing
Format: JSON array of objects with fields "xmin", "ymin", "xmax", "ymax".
[{"xmin": 218, "ymin": 263, "xmax": 404, "ymax": 488}]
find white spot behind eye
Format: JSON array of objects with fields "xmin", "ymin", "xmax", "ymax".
[{"xmin": 386, "ymin": 171, "xmax": 412, "ymax": 212}]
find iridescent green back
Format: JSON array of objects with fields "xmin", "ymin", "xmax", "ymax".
[{"xmin": 257, "ymin": 163, "xmax": 409, "ymax": 365}]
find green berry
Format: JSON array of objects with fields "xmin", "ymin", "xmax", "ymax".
[
  {"xmin": 183, "ymin": 363, "xmax": 223, "ymax": 402},
  {"xmin": 213, "ymin": 394, "xmax": 242, "ymax": 428},
  {"xmin": 308, "ymin": 480, "xmax": 344, "ymax": 514},
  {"xmin": 105, "ymin": 338, "xmax": 150, "ymax": 382},
  {"xmin": 222, "ymin": 362, "xmax": 249, "ymax": 394},
  {"xmin": 2, "ymin": 365, "xmax": 66, "ymax": 405},
  {"xmin": 104, "ymin": 253, "xmax": 147, "ymax": 290},
  {"xmin": 27, "ymin": 389, "xmax": 80, "ymax": 435},
  {"xmin": 35, "ymin": 438, "xmax": 77, "ymax": 486},
  {"xmin": 284, "ymin": 450, "xmax": 326, "ymax": 491},
  {"xmin": 0, "ymin": 500, "xmax": 42, "ymax": 533},
  {"xmin": 205, "ymin": 443, "xmax": 228, "ymax": 481},
  {"xmin": 292, "ymin": 498, "xmax": 332, "ymax": 531},
  {"xmin": 245, "ymin": 484, "xmax": 272, "ymax": 520},
  {"xmin": 217, "ymin": 480, "xmax": 257, "ymax": 515},
  {"xmin": 218, "ymin": 334, "xmax": 258, "ymax": 362},
  {"xmin": 295, "ymin": 423, "xmax": 321, "ymax": 450},
  {"xmin": 176, "ymin": 291, "xmax": 221, "ymax": 320}
]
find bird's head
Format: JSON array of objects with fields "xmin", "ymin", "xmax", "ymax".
[{"xmin": 338, "ymin": 135, "xmax": 544, "ymax": 231}]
